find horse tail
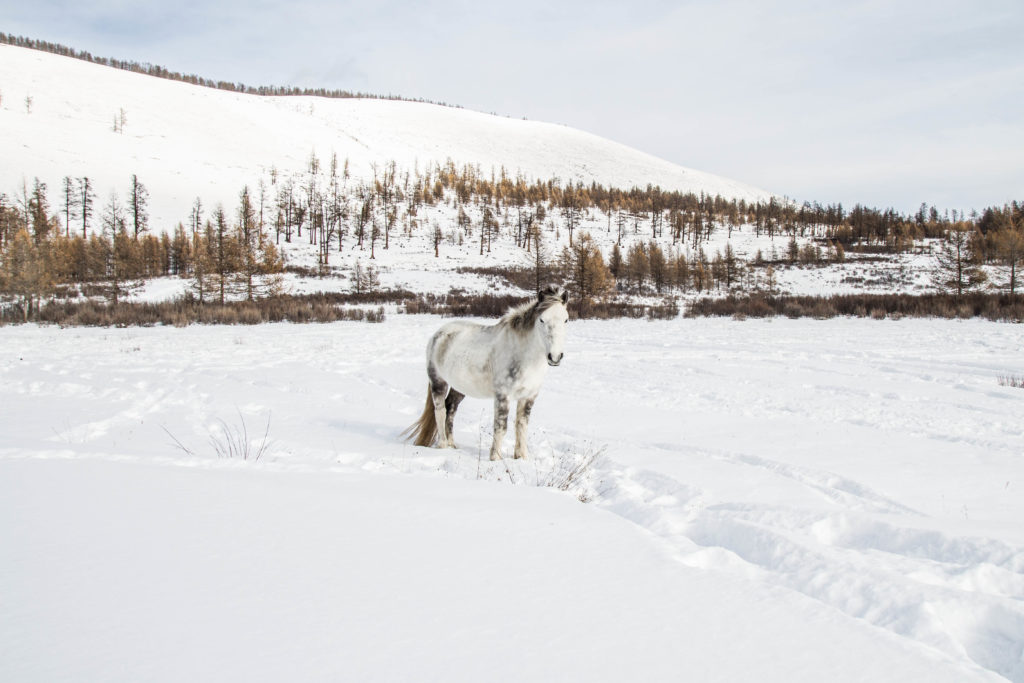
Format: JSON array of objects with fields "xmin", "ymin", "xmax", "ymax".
[{"xmin": 401, "ymin": 384, "xmax": 437, "ymax": 447}]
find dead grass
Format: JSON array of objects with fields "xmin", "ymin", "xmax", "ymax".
[{"xmin": 998, "ymin": 375, "xmax": 1024, "ymax": 389}]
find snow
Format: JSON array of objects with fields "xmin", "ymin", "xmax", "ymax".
[
  {"xmin": 2, "ymin": 316, "xmax": 1022, "ymax": 681},
  {"xmin": 2, "ymin": 40, "xmax": 1023, "ymax": 683},
  {"xmin": 0, "ymin": 44, "xmax": 773, "ymax": 233}
]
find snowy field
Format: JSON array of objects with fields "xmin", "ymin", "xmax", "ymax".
[{"xmin": 2, "ymin": 316, "xmax": 1023, "ymax": 682}]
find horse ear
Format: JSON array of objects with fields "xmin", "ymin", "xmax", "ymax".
[
  {"xmin": 560, "ymin": 288, "xmax": 569, "ymax": 305},
  {"xmin": 537, "ymin": 290, "xmax": 546, "ymax": 303}
]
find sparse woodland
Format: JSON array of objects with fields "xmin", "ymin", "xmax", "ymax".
[{"xmin": 1, "ymin": 154, "xmax": 1023, "ymax": 324}]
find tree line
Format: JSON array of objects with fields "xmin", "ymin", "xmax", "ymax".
[
  {"xmin": 0, "ymin": 177, "xmax": 282, "ymax": 320},
  {"xmin": 0, "ymin": 33, "xmax": 460, "ymax": 108}
]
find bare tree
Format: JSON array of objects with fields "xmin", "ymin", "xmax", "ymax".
[
  {"xmin": 190, "ymin": 197, "xmax": 203, "ymax": 238},
  {"xmin": 79, "ymin": 177, "xmax": 95, "ymax": 238},
  {"xmin": 61, "ymin": 177, "xmax": 78, "ymax": 237},
  {"xmin": 237, "ymin": 186, "xmax": 259, "ymax": 300}
]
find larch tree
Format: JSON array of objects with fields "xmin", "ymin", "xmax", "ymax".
[
  {"xmin": 191, "ymin": 225, "xmax": 213, "ymax": 304},
  {"xmin": 648, "ymin": 241, "xmax": 667, "ymax": 293},
  {"xmin": 0, "ymin": 193, "xmax": 14, "ymax": 249},
  {"xmin": 673, "ymin": 249, "xmax": 690, "ymax": 291},
  {"xmin": 608, "ymin": 242, "xmax": 623, "ymax": 283},
  {"xmin": 79, "ymin": 177, "xmax": 95, "ymax": 238},
  {"xmin": 129, "ymin": 174, "xmax": 149, "ymax": 238},
  {"xmin": 29, "ymin": 179, "xmax": 51, "ymax": 243},
  {"xmin": 626, "ymin": 242, "xmax": 649, "ymax": 293},
  {"xmin": 723, "ymin": 242, "xmax": 739, "ymax": 289},
  {"xmin": 61, "ymin": 177, "xmax": 77, "ymax": 237},
  {"xmin": 190, "ymin": 197, "xmax": 203, "ymax": 238},
  {"xmin": 530, "ymin": 223, "xmax": 549, "ymax": 293},
  {"xmin": 0, "ymin": 229, "xmax": 53, "ymax": 321},
  {"xmin": 237, "ymin": 186, "xmax": 259, "ymax": 300},
  {"xmin": 100, "ymin": 191, "xmax": 128, "ymax": 303},
  {"xmin": 561, "ymin": 231, "xmax": 611, "ymax": 312},
  {"xmin": 101, "ymin": 191, "xmax": 126, "ymax": 238},
  {"xmin": 210, "ymin": 206, "xmax": 237, "ymax": 304},
  {"xmin": 995, "ymin": 224, "xmax": 1024, "ymax": 299},
  {"xmin": 376, "ymin": 161, "xmax": 397, "ymax": 251},
  {"xmin": 235, "ymin": 186, "xmax": 281, "ymax": 300},
  {"xmin": 933, "ymin": 222, "xmax": 986, "ymax": 298}
]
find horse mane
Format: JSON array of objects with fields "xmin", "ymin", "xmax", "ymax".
[{"xmin": 501, "ymin": 285, "xmax": 567, "ymax": 333}]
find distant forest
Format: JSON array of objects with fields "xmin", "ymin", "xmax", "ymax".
[{"xmin": 0, "ymin": 33, "xmax": 460, "ymax": 107}]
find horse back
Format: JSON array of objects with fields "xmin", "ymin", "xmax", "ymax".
[{"xmin": 428, "ymin": 320, "xmax": 496, "ymax": 399}]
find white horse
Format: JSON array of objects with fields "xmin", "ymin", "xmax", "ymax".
[{"xmin": 403, "ymin": 285, "xmax": 569, "ymax": 460}]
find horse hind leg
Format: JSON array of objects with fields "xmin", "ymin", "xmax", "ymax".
[
  {"xmin": 428, "ymin": 364, "xmax": 451, "ymax": 448},
  {"xmin": 444, "ymin": 389, "xmax": 464, "ymax": 448}
]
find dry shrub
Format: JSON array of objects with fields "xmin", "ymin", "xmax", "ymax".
[
  {"xmin": 3, "ymin": 294, "xmax": 389, "ymax": 327},
  {"xmin": 783, "ymin": 302, "xmax": 805, "ymax": 319},
  {"xmin": 456, "ymin": 266, "xmax": 536, "ymax": 290},
  {"xmin": 686, "ymin": 293, "xmax": 1024, "ymax": 322},
  {"xmin": 9, "ymin": 288, "xmax": 1021, "ymax": 327}
]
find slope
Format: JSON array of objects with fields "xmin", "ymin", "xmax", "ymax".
[{"xmin": 0, "ymin": 43, "xmax": 773, "ymax": 231}]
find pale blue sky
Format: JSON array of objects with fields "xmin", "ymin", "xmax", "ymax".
[{"xmin": 4, "ymin": 0, "xmax": 1022, "ymax": 212}]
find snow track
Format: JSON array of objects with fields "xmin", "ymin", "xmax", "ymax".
[{"xmin": 593, "ymin": 449, "xmax": 1024, "ymax": 681}]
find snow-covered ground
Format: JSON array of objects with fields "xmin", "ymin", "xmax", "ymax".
[
  {"xmin": 125, "ymin": 233, "xmax": 1004, "ymax": 307},
  {"xmin": 3, "ymin": 316, "xmax": 1022, "ymax": 681}
]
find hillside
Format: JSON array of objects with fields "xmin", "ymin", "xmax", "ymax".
[{"xmin": 0, "ymin": 43, "xmax": 773, "ymax": 230}]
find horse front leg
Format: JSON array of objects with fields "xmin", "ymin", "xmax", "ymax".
[
  {"xmin": 490, "ymin": 394, "xmax": 510, "ymax": 461},
  {"xmin": 514, "ymin": 397, "xmax": 535, "ymax": 459}
]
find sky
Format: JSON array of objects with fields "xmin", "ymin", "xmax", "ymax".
[{"xmin": 3, "ymin": 0, "xmax": 1022, "ymax": 213}]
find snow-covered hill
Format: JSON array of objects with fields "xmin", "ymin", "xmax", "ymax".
[{"xmin": 0, "ymin": 44, "xmax": 773, "ymax": 230}]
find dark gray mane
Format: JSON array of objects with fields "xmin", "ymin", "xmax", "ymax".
[{"xmin": 501, "ymin": 285, "xmax": 567, "ymax": 333}]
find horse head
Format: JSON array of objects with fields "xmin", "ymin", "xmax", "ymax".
[{"xmin": 535, "ymin": 285, "xmax": 569, "ymax": 366}]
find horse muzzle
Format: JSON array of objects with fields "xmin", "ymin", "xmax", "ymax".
[{"xmin": 547, "ymin": 353, "xmax": 563, "ymax": 367}]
